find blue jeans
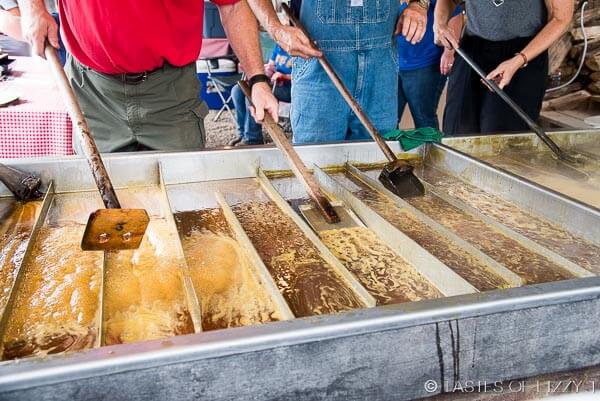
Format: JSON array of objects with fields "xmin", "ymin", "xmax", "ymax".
[
  {"xmin": 231, "ymin": 84, "xmax": 262, "ymax": 144},
  {"xmin": 291, "ymin": 0, "xmax": 399, "ymax": 145},
  {"xmin": 231, "ymin": 82, "xmax": 292, "ymax": 144},
  {"xmin": 398, "ymin": 64, "xmax": 445, "ymax": 129}
]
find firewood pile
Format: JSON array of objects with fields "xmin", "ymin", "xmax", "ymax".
[{"xmin": 543, "ymin": 0, "xmax": 600, "ymax": 115}]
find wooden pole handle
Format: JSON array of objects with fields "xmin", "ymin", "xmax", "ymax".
[
  {"xmin": 281, "ymin": 4, "xmax": 397, "ymax": 163},
  {"xmin": 239, "ymin": 81, "xmax": 339, "ymax": 223},
  {"xmin": 44, "ymin": 43, "xmax": 121, "ymax": 209}
]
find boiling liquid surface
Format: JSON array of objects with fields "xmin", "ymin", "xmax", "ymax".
[
  {"xmin": 320, "ymin": 227, "xmax": 442, "ymax": 304},
  {"xmin": 419, "ymin": 167, "xmax": 600, "ymax": 274},
  {"xmin": 231, "ymin": 200, "xmax": 364, "ymax": 317},
  {"xmin": 332, "ymin": 172, "xmax": 508, "ymax": 291},
  {"xmin": 175, "ymin": 209, "xmax": 281, "ymax": 331},
  {"xmin": 2, "ymin": 224, "xmax": 102, "ymax": 360},
  {"xmin": 402, "ymin": 191, "xmax": 573, "ymax": 284},
  {"xmin": 103, "ymin": 219, "xmax": 194, "ymax": 345}
]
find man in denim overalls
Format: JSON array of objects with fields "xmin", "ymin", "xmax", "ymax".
[{"xmin": 290, "ymin": 0, "xmax": 428, "ymax": 144}]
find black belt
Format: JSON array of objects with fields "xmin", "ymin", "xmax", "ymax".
[{"xmin": 116, "ymin": 64, "xmax": 166, "ymax": 85}]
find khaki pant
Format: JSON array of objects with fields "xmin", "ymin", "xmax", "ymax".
[{"xmin": 65, "ymin": 55, "xmax": 208, "ymax": 153}]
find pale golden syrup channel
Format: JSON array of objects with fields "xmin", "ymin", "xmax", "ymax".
[
  {"xmin": 2, "ymin": 193, "xmax": 102, "ymax": 360},
  {"xmin": 0, "ymin": 200, "xmax": 40, "ymax": 316},
  {"xmin": 231, "ymin": 199, "xmax": 364, "ymax": 317},
  {"xmin": 268, "ymin": 176, "xmax": 442, "ymax": 305},
  {"xmin": 174, "ymin": 209, "xmax": 281, "ymax": 331},
  {"xmin": 481, "ymin": 151, "xmax": 600, "ymax": 208},
  {"xmin": 319, "ymin": 227, "xmax": 442, "ymax": 304},
  {"xmin": 103, "ymin": 186, "xmax": 193, "ymax": 345},
  {"xmin": 359, "ymin": 169, "xmax": 574, "ymax": 284},
  {"xmin": 331, "ymin": 173, "xmax": 509, "ymax": 291},
  {"xmin": 419, "ymin": 167, "xmax": 600, "ymax": 274}
]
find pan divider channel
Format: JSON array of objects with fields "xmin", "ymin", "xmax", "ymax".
[
  {"xmin": 101, "ymin": 180, "xmax": 198, "ymax": 346},
  {"xmin": 312, "ymin": 166, "xmax": 478, "ymax": 296},
  {"xmin": 158, "ymin": 166, "xmax": 203, "ymax": 334},
  {"xmin": 256, "ymin": 169, "xmax": 376, "ymax": 308},
  {"xmin": 0, "ymin": 184, "xmax": 106, "ymax": 360},
  {"xmin": 165, "ymin": 177, "xmax": 294, "ymax": 331},
  {"xmin": 426, "ymin": 143, "xmax": 600, "ymax": 247},
  {"xmin": 342, "ymin": 164, "xmax": 523, "ymax": 288},
  {"xmin": 418, "ymin": 180, "xmax": 593, "ymax": 279},
  {"xmin": 214, "ymin": 191, "xmax": 295, "ymax": 320}
]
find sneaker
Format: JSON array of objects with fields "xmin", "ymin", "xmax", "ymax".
[
  {"xmin": 228, "ymin": 136, "xmax": 243, "ymax": 146},
  {"xmin": 235, "ymin": 139, "xmax": 265, "ymax": 147}
]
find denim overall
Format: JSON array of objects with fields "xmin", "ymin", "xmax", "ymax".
[{"xmin": 291, "ymin": 0, "xmax": 400, "ymax": 144}]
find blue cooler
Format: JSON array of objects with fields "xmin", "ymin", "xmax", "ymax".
[
  {"xmin": 196, "ymin": 58, "xmax": 238, "ymax": 110},
  {"xmin": 203, "ymin": 1, "xmax": 226, "ymax": 38}
]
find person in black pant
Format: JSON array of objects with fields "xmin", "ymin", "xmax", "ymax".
[{"xmin": 434, "ymin": 0, "xmax": 574, "ymax": 136}]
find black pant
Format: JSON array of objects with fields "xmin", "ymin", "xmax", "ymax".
[{"xmin": 443, "ymin": 35, "xmax": 548, "ymax": 136}]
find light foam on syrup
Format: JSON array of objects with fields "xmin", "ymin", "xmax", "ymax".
[
  {"xmin": 2, "ymin": 224, "xmax": 102, "ymax": 360},
  {"xmin": 183, "ymin": 230, "xmax": 281, "ymax": 330},
  {"xmin": 103, "ymin": 219, "xmax": 194, "ymax": 345},
  {"xmin": 320, "ymin": 227, "xmax": 442, "ymax": 304}
]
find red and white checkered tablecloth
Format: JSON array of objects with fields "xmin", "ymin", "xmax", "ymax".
[{"xmin": 0, "ymin": 56, "xmax": 73, "ymax": 159}]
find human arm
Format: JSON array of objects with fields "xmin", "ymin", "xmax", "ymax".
[
  {"xmin": 218, "ymin": 0, "xmax": 278, "ymax": 122},
  {"xmin": 245, "ymin": 0, "xmax": 321, "ymax": 58},
  {"xmin": 16, "ymin": 0, "xmax": 59, "ymax": 57},
  {"xmin": 439, "ymin": 11, "xmax": 464, "ymax": 75},
  {"xmin": 395, "ymin": 1, "xmax": 428, "ymax": 45},
  {"xmin": 486, "ymin": 0, "xmax": 574, "ymax": 88},
  {"xmin": 433, "ymin": 0, "xmax": 461, "ymax": 49}
]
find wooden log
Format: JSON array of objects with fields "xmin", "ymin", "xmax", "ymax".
[
  {"xmin": 572, "ymin": 26, "xmax": 600, "ymax": 41},
  {"xmin": 588, "ymin": 80, "xmax": 600, "ymax": 94},
  {"xmin": 544, "ymin": 82, "xmax": 583, "ymax": 100},
  {"xmin": 590, "ymin": 71, "xmax": 600, "ymax": 81},
  {"xmin": 549, "ymin": 34, "xmax": 572, "ymax": 73},
  {"xmin": 542, "ymin": 90, "xmax": 591, "ymax": 111},
  {"xmin": 570, "ymin": 37, "xmax": 600, "ymax": 59},
  {"xmin": 586, "ymin": 52, "xmax": 600, "ymax": 71}
]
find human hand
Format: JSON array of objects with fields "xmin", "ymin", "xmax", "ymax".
[
  {"xmin": 250, "ymin": 82, "xmax": 279, "ymax": 123},
  {"xmin": 19, "ymin": 1, "xmax": 59, "ymax": 58},
  {"xmin": 264, "ymin": 63, "xmax": 276, "ymax": 77},
  {"xmin": 434, "ymin": 22, "xmax": 459, "ymax": 50},
  {"xmin": 486, "ymin": 55, "xmax": 524, "ymax": 89},
  {"xmin": 272, "ymin": 25, "xmax": 322, "ymax": 59},
  {"xmin": 395, "ymin": 2, "xmax": 427, "ymax": 45},
  {"xmin": 271, "ymin": 71, "xmax": 284, "ymax": 84},
  {"xmin": 440, "ymin": 49, "xmax": 455, "ymax": 75}
]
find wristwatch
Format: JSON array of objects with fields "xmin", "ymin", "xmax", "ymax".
[
  {"xmin": 248, "ymin": 74, "xmax": 270, "ymax": 89},
  {"xmin": 409, "ymin": 0, "xmax": 430, "ymax": 10}
]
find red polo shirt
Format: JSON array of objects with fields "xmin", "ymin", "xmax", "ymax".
[{"xmin": 59, "ymin": 0, "xmax": 238, "ymax": 74}]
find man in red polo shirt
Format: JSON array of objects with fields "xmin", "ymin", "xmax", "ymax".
[{"xmin": 18, "ymin": 0, "xmax": 317, "ymax": 152}]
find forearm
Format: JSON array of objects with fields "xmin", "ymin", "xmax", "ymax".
[
  {"xmin": 0, "ymin": 11, "xmax": 24, "ymax": 40},
  {"xmin": 447, "ymin": 12, "xmax": 463, "ymax": 41},
  {"xmin": 520, "ymin": 15, "xmax": 572, "ymax": 62},
  {"xmin": 245, "ymin": 0, "xmax": 281, "ymax": 37},
  {"xmin": 434, "ymin": 0, "xmax": 455, "ymax": 27},
  {"xmin": 218, "ymin": 1, "xmax": 264, "ymax": 78}
]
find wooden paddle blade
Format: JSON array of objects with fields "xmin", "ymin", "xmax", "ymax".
[
  {"xmin": 379, "ymin": 159, "xmax": 425, "ymax": 199},
  {"xmin": 81, "ymin": 209, "xmax": 150, "ymax": 251},
  {"xmin": 299, "ymin": 203, "xmax": 359, "ymax": 233}
]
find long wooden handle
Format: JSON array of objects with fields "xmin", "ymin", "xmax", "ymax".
[
  {"xmin": 282, "ymin": 4, "xmax": 397, "ymax": 163},
  {"xmin": 44, "ymin": 44, "xmax": 121, "ymax": 209},
  {"xmin": 239, "ymin": 81, "xmax": 339, "ymax": 223}
]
